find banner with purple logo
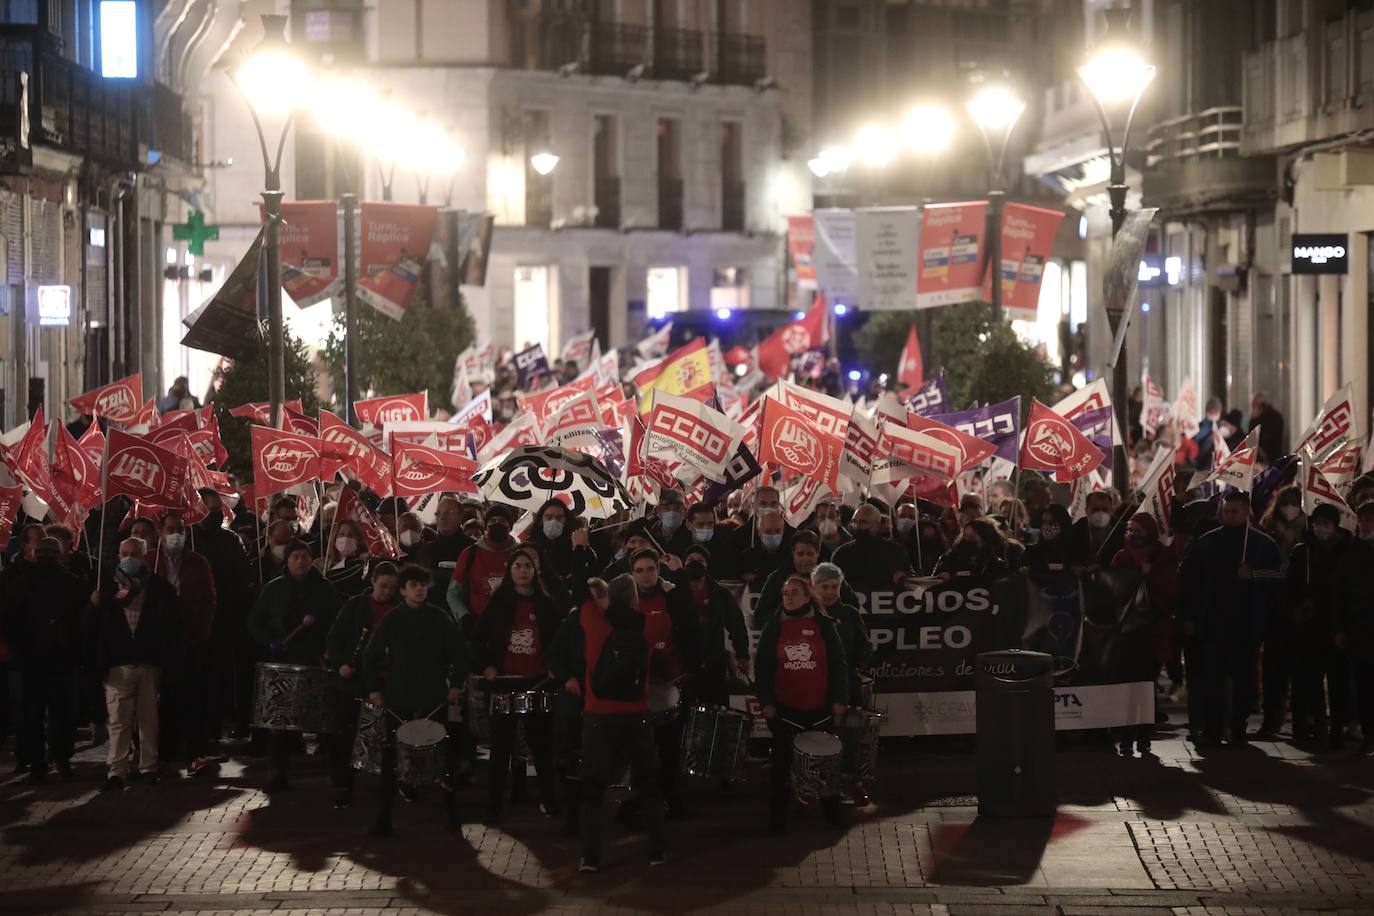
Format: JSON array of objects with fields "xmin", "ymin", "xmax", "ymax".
[
  {"xmin": 906, "ymin": 373, "xmax": 949, "ymax": 416},
  {"xmin": 931, "ymin": 396, "xmax": 1021, "ymax": 464}
]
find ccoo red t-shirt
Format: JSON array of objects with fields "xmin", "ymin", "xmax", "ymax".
[
  {"xmin": 501, "ymin": 598, "xmax": 547, "ymax": 677},
  {"xmin": 451, "ymin": 543, "xmax": 514, "ymax": 617},
  {"xmin": 639, "ymin": 588, "xmax": 683, "ymax": 682},
  {"xmin": 580, "ymin": 598, "xmax": 672, "ymax": 715},
  {"xmin": 774, "ymin": 614, "xmax": 829, "ymax": 711}
]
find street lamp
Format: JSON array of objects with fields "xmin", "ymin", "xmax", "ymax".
[
  {"xmin": 1077, "ymin": 8, "xmax": 1155, "ymax": 494},
  {"xmin": 227, "ymin": 14, "xmax": 314, "ymax": 430},
  {"xmin": 966, "ymin": 83, "xmax": 1025, "ymax": 325},
  {"xmin": 852, "ymin": 122, "xmax": 898, "ymax": 168},
  {"xmin": 808, "ymin": 145, "xmax": 852, "ymax": 178},
  {"xmin": 529, "ymin": 151, "xmax": 560, "ymax": 176},
  {"xmin": 901, "ymin": 104, "xmax": 956, "ymax": 157}
]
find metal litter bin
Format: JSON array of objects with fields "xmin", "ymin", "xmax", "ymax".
[{"xmin": 975, "ymin": 649, "xmax": 1055, "ymax": 817}]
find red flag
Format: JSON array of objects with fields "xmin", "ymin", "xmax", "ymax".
[
  {"xmin": 904, "ymin": 412, "xmax": 995, "ymax": 473},
  {"xmin": 149, "ymin": 411, "xmax": 198, "ymax": 440},
  {"xmin": 336, "ymin": 485, "xmax": 399, "ymax": 560},
  {"xmin": 102, "ymin": 429, "xmax": 189, "ymax": 507},
  {"xmin": 898, "ymin": 322, "xmax": 923, "ymax": 393},
  {"xmin": 354, "ymin": 392, "xmax": 428, "ymax": 427},
  {"xmin": 282, "ymin": 405, "xmax": 319, "ymax": 436},
  {"xmin": 69, "ymin": 374, "xmax": 143, "ymax": 424},
  {"xmin": 319, "ymin": 410, "xmax": 392, "ymax": 494},
  {"xmin": 77, "ymin": 423, "xmax": 105, "ymax": 468},
  {"xmin": 0, "ymin": 483, "xmax": 21, "ymax": 549},
  {"xmin": 1019, "ymin": 399, "xmax": 1105, "ymax": 480},
  {"xmin": 52, "ymin": 424, "xmax": 100, "ymax": 510},
  {"xmin": 518, "ymin": 376, "xmax": 597, "ymax": 428},
  {"xmin": 229, "ymin": 399, "xmax": 304, "ymax": 425},
  {"xmin": 391, "ymin": 441, "xmax": 479, "ymax": 498},
  {"xmin": 757, "ymin": 396, "xmax": 842, "ymax": 490},
  {"xmin": 757, "ymin": 294, "xmax": 830, "ymax": 381},
  {"xmin": 250, "ymin": 425, "xmax": 322, "ymax": 495},
  {"xmin": 129, "ymin": 400, "xmax": 158, "ymax": 428}
]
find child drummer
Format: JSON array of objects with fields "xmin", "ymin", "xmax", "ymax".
[
  {"xmin": 754, "ymin": 574, "xmax": 850, "ymax": 835},
  {"xmin": 363, "ymin": 564, "xmax": 468, "ymax": 837}
]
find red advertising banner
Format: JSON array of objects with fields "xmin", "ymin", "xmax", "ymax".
[
  {"xmin": 916, "ymin": 201, "xmax": 988, "ymax": 309},
  {"xmin": 786, "ymin": 215, "xmax": 818, "ymax": 288},
  {"xmin": 357, "ymin": 202, "xmax": 439, "ymax": 321},
  {"xmin": 981, "ymin": 203, "xmax": 1064, "ymax": 321},
  {"xmin": 277, "ymin": 200, "xmax": 340, "ymax": 307}
]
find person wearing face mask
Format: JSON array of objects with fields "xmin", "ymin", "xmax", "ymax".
[
  {"xmin": 721, "ymin": 487, "xmax": 792, "ymax": 577},
  {"xmin": 812, "ymin": 501, "xmax": 851, "ymax": 560},
  {"xmin": 248, "ymin": 540, "xmax": 342, "ymax": 791},
  {"xmin": 734, "ymin": 509, "xmax": 792, "ymax": 584},
  {"xmin": 1110, "ymin": 513, "xmax": 1180, "ymax": 756},
  {"xmin": 754, "ymin": 532, "xmax": 858, "ymax": 628},
  {"xmin": 1068, "ymin": 490, "xmax": 1127, "ymax": 574},
  {"xmin": 3, "ymin": 537, "xmax": 86, "ymax": 783},
  {"xmin": 756, "ymin": 575, "xmax": 849, "ymax": 834},
  {"xmin": 395, "ymin": 511, "xmax": 426, "ymax": 562},
  {"xmin": 471, "ymin": 548, "xmax": 565, "ymax": 823},
  {"xmin": 810, "ymin": 562, "xmax": 873, "ymax": 806},
  {"xmin": 418, "ymin": 496, "xmax": 476, "ymax": 606},
  {"xmin": 448, "ymin": 505, "xmax": 522, "ymax": 629},
  {"xmin": 832, "ymin": 505, "xmax": 913, "ymax": 598},
  {"xmin": 684, "ymin": 504, "xmax": 730, "ymax": 576},
  {"xmin": 1283, "ymin": 503, "xmax": 1366, "ymax": 751},
  {"xmin": 1178, "ymin": 491, "xmax": 1283, "ymax": 748},
  {"xmin": 1020, "ymin": 505, "xmax": 1075, "ymax": 592},
  {"xmin": 526, "ymin": 499, "xmax": 598, "ymax": 603},
  {"xmin": 147, "ymin": 513, "xmax": 219, "ymax": 775},
  {"xmin": 325, "ymin": 563, "xmax": 400, "ymax": 808},
  {"xmin": 259, "ymin": 519, "xmax": 297, "ymax": 583},
  {"xmin": 1254, "ymin": 490, "xmax": 1306, "ymax": 739},
  {"xmin": 1193, "ymin": 397, "xmax": 1225, "ymax": 470},
  {"xmin": 933, "ymin": 519, "xmax": 1010, "ymax": 582},
  {"xmin": 191, "ymin": 489, "xmax": 252, "ymax": 749},
  {"xmin": 321, "ymin": 519, "xmax": 371, "ymax": 600},
  {"xmin": 90, "ymin": 537, "xmax": 180, "ymax": 791},
  {"xmin": 600, "ymin": 525, "xmax": 654, "ymax": 580},
  {"xmin": 650, "ymin": 491, "xmax": 692, "ymax": 559},
  {"xmin": 679, "ymin": 545, "xmax": 750, "ymax": 708}
]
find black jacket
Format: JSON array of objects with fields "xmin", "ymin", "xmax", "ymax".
[
  {"xmin": 363, "ymin": 601, "xmax": 468, "ymax": 713},
  {"xmin": 679, "ymin": 577, "xmax": 751, "ymax": 670},
  {"xmin": 3, "ymin": 562, "xmax": 87, "ymax": 672},
  {"xmin": 832, "ymin": 534, "xmax": 912, "ymax": 596},
  {"xmin": 247, "ymin": 568, "xmax": 342, "ymax": 665},
  {"xmin": 470, "ymin": 586, "xmax": 565, "ymax": 673},
  {"xmin": 195, "ymin": 521, "xmax": 253, "ymax": 640},
  {"xmin": 326, "ymin": 591, "xmax": 395, "ymax": 668},
  {"xmin": 90, "ymin": 573, "xmax": 180, "ymax": 672},
  {"xmin": 755, "ymin": 608, "xmax": 849, "ymax": 709},
  {"xmin": 753, "ymin": 567, "xmax": 858, "ymax": 629}
]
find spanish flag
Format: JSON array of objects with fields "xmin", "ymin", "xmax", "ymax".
[{"xmin": 629, "ymin": 338, "xmax": 714, "ymax": 411}]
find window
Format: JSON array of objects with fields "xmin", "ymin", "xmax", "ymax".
[
  {"xmin": 1327, "ymin": 20, "xmax": 1347, "ymax": 103},
  {"xmin": 514, "ymin": 265, "xmax": 553, "ymax": 354},
  {"xmin": 646, "ymin": 266, "xmax": 686, "ymax": 319},
  {"xmin": 98, "ymin": 0, "xmax": 138, "ymax": 78},
  {"xmin": 710, "ymin": 267, "xmax": 748, "ymax": 311}
]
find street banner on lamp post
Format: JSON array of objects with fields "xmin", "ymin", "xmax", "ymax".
[
  {"xmin": 813, "ymin": 208, "xmax": 859, "ymax": 305},
  {"xmin": 275, "ymin": 200, "xmax": 340, "ymax": 306},
  {"xmin": 786, "ymin": 215, "xmax": 817, "ymax": 289},
  {"xmin": 181, "ymin": 228, "xmax": 264, "ymax": 362},
  {"xmin": 1103, "ymin": 207, "xmax": 1158, "ymax": 366},
  {"xmin": 856, "ymin": 206, "xmax": 920, "ymax": 311},
  {"xmin": 916, "ymin": 201, "xmax": 988, "ymax": 308},
  {"xmin": 357, "ymin": 202, "xmax": 438, "ymax": 320},
  {"xmin": 981, "ymin": 203, "xmax": 1064, "ymax": 321}
]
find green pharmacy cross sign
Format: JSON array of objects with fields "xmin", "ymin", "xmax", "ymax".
[{"xmin": 172, "ymin": 210, "xmax": 219, "ymax": 256}]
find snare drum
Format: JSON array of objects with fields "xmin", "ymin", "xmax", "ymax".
[
  {"xmin": 680, "ymin": 704, "xmax": 751, "ymax": 780},
  {"xmin": 490, "ymin": 689, "xmax": 554, "ymax": 716},
  {"xmin": 351, "ymin": 701, "xmax": 386, "ymax": 774},
  {"xmin": 647, "ymin": 682, "xmax": 681, "ymax": 726},
  {"xmin": 853, "ymin": 710, "xmax": 884, "ymax": 784},
  {"xmin": 252, "ymin": 663, "xmax": 340, "ymax": 733},
  {"xmin": 396, "ymin": 718, "xmax": 448, "ymax": 787},
  {"xmin": 791, "ymin": 730, "xmax": 843, "ymax": 800}
]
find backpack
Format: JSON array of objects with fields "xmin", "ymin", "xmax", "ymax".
[{"xmin": 591, "ymin": 614, "xmax": 648, "ymax": 701}]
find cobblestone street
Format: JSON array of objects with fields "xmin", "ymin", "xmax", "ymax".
[{"xmin": 3, "ymin": 716, "xmax": 1374, "ymax": 915}]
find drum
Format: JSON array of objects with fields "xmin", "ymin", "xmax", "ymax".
[
  {"xmin": 252, "ymin": 663, "xmax": 340, "ymax": 733},
  {"xmin": 791, "ymin": 730, "xmax": 843, "ymax": 800},
  {"xmin": 679, "ymin": 704, "xmax": 751, "ymax": 780},
  {"xmin": 856, "ymin": 677, "xmax": 876, "ymax": 711},
  {"xmin": 396, "ymin": 718, "xmax": 448, "ymax": 787},
  {"xmin": 466, "ymin": 674, "xmax": 491, "ymax": 742},
  {"xmin": 351, "ymin": 701, "xmax": 386, "ymax": 774},
  {"xmin": 854, "ymin": 710, "xmax": 884, "ymax": 784},
  {"xmin": 648, "ymin": 682, "xmax": 681, "ymax": 726},
  {"xmin": 490, "ymin": 689, "xmax": 554, "ymax": 716}
]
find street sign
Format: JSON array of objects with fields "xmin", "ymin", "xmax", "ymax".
[{"xmin": 1291, "ymin": 233, "xmax": 1348, "ymax": 275}]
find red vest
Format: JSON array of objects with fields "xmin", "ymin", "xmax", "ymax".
[
  {"xmin": 775, "ymin": 614, "xmax": 828, "ymax": 711},
  {"xmin": 501, "ymin": 599, "xmax": 547, "ymax": 677},
  {"xmin": 580, "ymin": 598, "xmax": 672, "ymax": 715}
]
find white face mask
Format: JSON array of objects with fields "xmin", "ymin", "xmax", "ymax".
[
  {"xmin": 161, "ymin": 532, "xmax": 186, "ymax": 553},
  {"xmin": 335, "ymin": 536, "xmax": 359, "ymax": 557},
  {"xmin": 817, "ymin": 520, "xmax": 839, "ymax": 537},
  {"xmin": 1088, "ymin": 511, "xmax": 1112, "ymax": 529},
  {"xmin": 1279, "ymin": 505, "xmax": 1302, "ymax": 522},
  {"xmin": 399, "ymin": 529, "xmax": 421, "ymax": 548},
  {"xmin": 270, "ymin": 544, "xmax": 287, "ymax": 560}
]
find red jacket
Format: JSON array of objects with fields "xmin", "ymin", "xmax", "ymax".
[
  {"xmin": 148, "ymin": 547, "xmax": 218, "ymax": 645},
  {"xmin": 1111, "ymin": 540, "xmax": 1179, "ymax": 663}
]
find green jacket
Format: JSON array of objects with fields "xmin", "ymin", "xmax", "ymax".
[
  {"xmin": 754, "ymin": 608, "xmax": 849, "ymax": 710},
  {"xmin": 363, "ymin": 601, "xmax": 468, "ymax": 715}
]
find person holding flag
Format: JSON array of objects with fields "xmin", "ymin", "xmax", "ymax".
[{"xmin": 1110, "ymin": 513, "xmax": 1180, "ymax": 756}]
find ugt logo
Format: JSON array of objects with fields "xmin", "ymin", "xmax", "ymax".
[
  {"xmin": 771, "ymin": 417, "xmax": 821, "ymax": 473},
  {"xmin": 109, "ymin": 447, "xmax": 164, "ymax": 495}
]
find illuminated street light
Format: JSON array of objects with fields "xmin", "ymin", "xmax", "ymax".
[
  {"xmin": 852, "ymin": 123, "xmax": 897, "ymax": 167},
  {"xmin": 965, "ymin": 81, "xmax": 1025, "ymax": 325},
  {"xmin": 966, "ymin": 86, "xmax": 1025, "ymax": 133},
  {"xmin": 819, "ymin": 145, "xmax": 853, "ymax": 174},
  {"xmin": 530, "ymin": 151, "xmax": 560, "ymax": 175},
  {"xmin": 901, "ymin": 104, "xmax": 956, "ymax": 156},
  {"xmin": 1078, "ymin": 46, "xmax": 1156, "ymax": 106}
]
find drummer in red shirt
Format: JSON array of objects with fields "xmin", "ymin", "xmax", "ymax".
[
  {"xmin": 755, "ymin": 574, "xmax": 850, "ymax": 835},
  {"xmin": 470, "ymin": 547, "xmax": 565, "ymax": 824},
  {"xmin": 628, "ymin": 548, "xmax": 702, "ymax": 819}
]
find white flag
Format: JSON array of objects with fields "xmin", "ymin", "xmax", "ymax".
[
  {"xmin": 1137, "ymin": 446, "xmax": 1176, "ymax": 542},
  {"xmin": 561, "ymin": 330, "xmax": 597, "ymax": 368},
  {"xmin": 1052, "ymin": 377, "xmax": 1123, "ymax": 447},
  {"xmin": 1300, "ymin": 457, "xmax": 1357, "ymax": 531},
  {"xmin": 636, "ymin": 322, "xmax": 672, "ymax": 360},
  {"xmin": 1172, "ymin": 377, "xmax": 1200, "ymax": 438},
  {"xmin": 1295, "ymin": 382, "xmax": 1355, "ymax": 460},
  {"xmin": 645, "ymin": 389, "xmax": 744, "ymax": 484},
  {"xmin": 1316, "ymin": 439, "xmax": 1362, "ymax": 494},
  {"xmin": 1200, "ymin": 426, "xmax": 1260, "ymax": 492},
  {"xmin": 449, "ymin": 361, "xmax": 472, "ymax": 410}
]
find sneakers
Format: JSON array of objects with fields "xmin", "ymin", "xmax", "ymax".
[
  {"xmin": 99, "ymin": 775, "xmax": 125, "ymax": 793},
  {"xmin": 578, "ymin": 856, "xmax": 600, "ymax": 873},
  {"xmin": 848, "ymin": 781, "xmax": 871, "ymax": 807}
]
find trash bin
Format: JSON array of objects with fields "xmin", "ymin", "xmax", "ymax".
[{"xmin": 974, "ymin": 649, "xmax": 1055, "ymax": 817}]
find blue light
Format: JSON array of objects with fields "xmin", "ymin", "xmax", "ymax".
[
  {"xmin": 847, "ymin": 370, "xmax": 862, "ymax": 382},
  {"xmin": 793, "ymin": 310, "xmax": 806, "ymax": 320},
  {"xmin": 833, "ymin": 303, "xmax": 848, "ymax": 316},
  {"xmin": 715, "ymin": 307, "xmax": 732, "ymax": 320},
  {"xmin": 1141, "ymin": 302, "xmax": 1151, "ymax": 313}
]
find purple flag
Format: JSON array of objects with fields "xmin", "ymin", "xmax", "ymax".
[
  {"xmin": 932, "ymin": 396, "xmax": 1021, "ymax": 464},
  {"xmin": 1071, "ymin": 404, "xmax": 1113, "ymax": 463},
  {"xmin": 907, "ymin": 372, "xmax": 949, "ymax": 416}
]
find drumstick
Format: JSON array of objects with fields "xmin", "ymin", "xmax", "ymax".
[{"xmin": 281, "ymin": 614, "xmax": 317, "ymax": 648}]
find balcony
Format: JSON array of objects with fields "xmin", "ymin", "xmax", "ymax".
[
  {"xmin": 149, "ymin": 80, "xmax": 194, "ymax": 163},
  {"xmin": 716, "ymin": 33, "xmax": 764, "ymax": 86},
  {"xmin": 722, "ymin": 180, "xmax": 745, "ymax": 232},
  {"xmin": 658, "ymin": 177, "xmax": 683, "ymax": 231},
  {"xmin": 654, "ymin": 27, "xmax": 703, "ymax": 81},
  {"xmin": 594, "ymin": 176, "xmax": 620, "ymax": 228},
  {"xmin": 0, "ymin": 31, "xmax": 140, "ymax": 171},
  {"xmin": 589, "ymin": 22, "xmax": 648, "ymax": 76},
  {"xmin": 1143, "ymin": 107, "xmax": 1275, "ymax": 215}
]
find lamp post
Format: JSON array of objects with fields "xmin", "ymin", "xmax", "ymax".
[
  {"xmin": 966, "ymin": 85, "xmax": 1025, "ymax": 326},
  {"xmin": 1077, "ymin": 9, "xmax": 1156, "ymax": 494},
  {"xmin": 227, "ymin": 15, "xmax": 312, "ymax": 430},
  {"xmin": 902, "ymin": 103, "xmax": 956, "ymax": 369}
]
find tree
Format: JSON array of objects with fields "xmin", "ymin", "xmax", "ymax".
[
  {"xmin": 212, "ymin": 331, "xmax": 323, "ymax": 477},
  {"xmin": 320, "ymin": 290, "xmax": 476, "ymax": 415},
  {"xmin": 851, "ymin": 302, "xmax": 1057, "ymax": 413}
]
